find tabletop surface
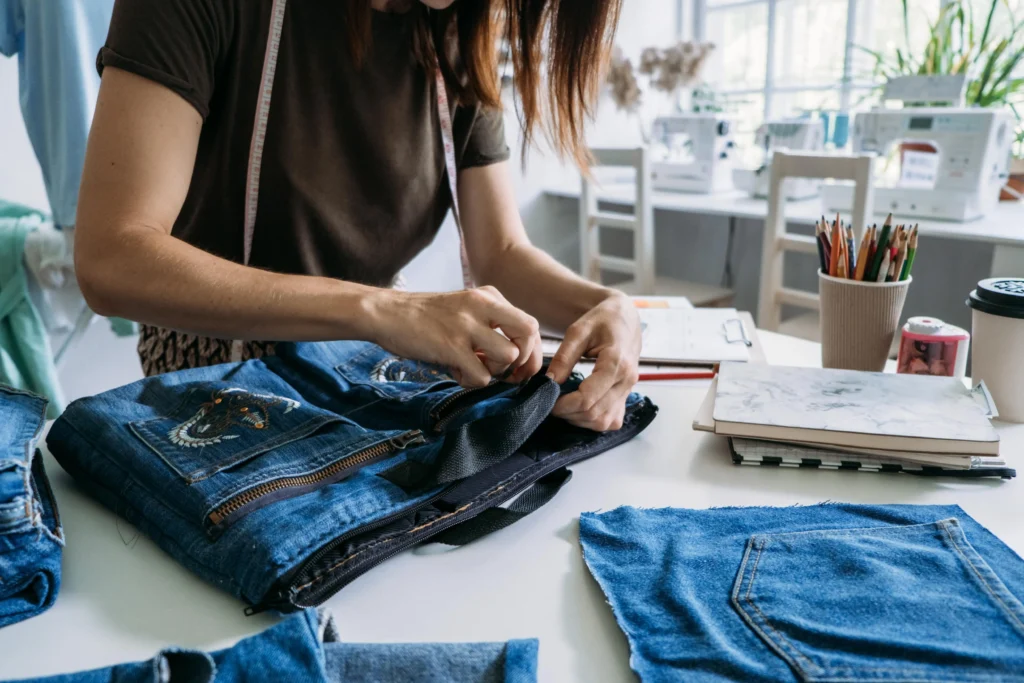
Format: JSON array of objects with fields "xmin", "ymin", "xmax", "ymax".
[
  {"xmin": 545, "ymin": 177, "xmax": 1024, "ymax": 248},
  {"xmin": 3, "ymin": 332, "xmax": 1023, "ymax": 682}
]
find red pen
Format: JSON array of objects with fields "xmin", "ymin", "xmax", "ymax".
[{"xmin": 638, "ymin": 370, "xmax": 717, "ymax": 382}]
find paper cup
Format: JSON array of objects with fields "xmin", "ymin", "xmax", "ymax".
[
  {"xmin": 818, "ymin": 271, "xmax": 912, "ymax": 372},
  {"xmin": 968, "ymin": 278, "xmax": 1024, "ymax": 423}
]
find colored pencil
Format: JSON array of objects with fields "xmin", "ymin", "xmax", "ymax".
[
  {"xmin": 846, "ymin": 225, "xmax": 856, "ymax": 276},
  {"xmin": 900, "ymin": 225, "xmax": 919, "ymax": 281},
  {"xmin": 819, "ymin": 223, "xmax": 832, "ymax": 272},
  {"xmin": 814, "ymin": 223, "xmax": 828, "ymax": 272},
  {"xmin": 891, "ymin": 241, "xmax": 908, "ymax": 283},
  {"xmin": 837, "ymin": 238, "xmax": 848, "ymax": 279},
  {"xmin": 876, "ymin": 249, "xmax": 891, "ymax": 283},
  {"xmin": 829, "ymin": 221, "xmax": 841, "ymax": 276},
  {"xmin": 867, "ymin": 214, "xmax": 893, "ymax": 281},
  {"xmin": 854, "ymin": 225, "xmax": 871, "ymax": 281}
]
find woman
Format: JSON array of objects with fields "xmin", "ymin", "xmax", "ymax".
[{"xmin": 75, "ymin": 0, "xmax": 641, "ymax": 432}]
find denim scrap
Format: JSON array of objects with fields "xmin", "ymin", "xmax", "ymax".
[{"xmin": 580, "ymin": 504, "xmax": 1024, "ymax": 682}]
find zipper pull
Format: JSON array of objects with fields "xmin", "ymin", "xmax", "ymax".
[{"xmin": 391, "ymin": 430, "xmax": 426, "ymax": 450}]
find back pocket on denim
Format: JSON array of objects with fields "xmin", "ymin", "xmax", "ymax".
[
  {"xmin": 731, "ymin": 519, "xmax": 1024, "ymax": 682},
  {"xmin": 130, "ymin": 379, "xmax": 341, "ymax": 484},
  {"xmin": 335, "ymin": 344, "xmax": 458, "ymax": 402}
]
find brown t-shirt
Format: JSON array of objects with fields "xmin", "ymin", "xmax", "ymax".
[{"xmin": 98, "ymin": 0, "xmax": 510, "ymax": 287}]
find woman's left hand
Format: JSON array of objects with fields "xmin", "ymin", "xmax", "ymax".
[{"xmin": 546, "ymin": 293, "xmax": 642, "ymax": 431}]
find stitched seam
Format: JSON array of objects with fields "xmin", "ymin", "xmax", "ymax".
[
  {"xmin": 742, "ymin": 541, "xmax": 822, "ymax": 674},
  {"xmin": 55, "ymin": 418, "xmax": 247, "ymax": 593},
  {"xmin": 291, "ymin": 408, "xmax": 650, "ymax": 594},
  {"xmin": 939, "ymin": 521, "xmax": 1024, "ymax": 636}
]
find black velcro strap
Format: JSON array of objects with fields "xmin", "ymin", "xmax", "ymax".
[
  {"xmin": 382, "ymin": 375, "xmax": 559, "ymax": 490},
  {"xmin": 430, "ymin": 467, "xmax": 573, "ymax": 546}
]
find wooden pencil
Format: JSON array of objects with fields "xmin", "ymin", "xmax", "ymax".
[
  {"xmin": 854, "ymin": 225, "xmax": 871, "ymax": 280},
  {"xmin": 846, "ymin": 224, "xmax": 856, "ymax": 276},
  {"xmin": 876, "ymin": 248, "xmax": 891, "ymax": 283},
  {"xmin": 829, "ymin": 221, "xmax": 841, "ymax": 276},
  {"xmin": 900, "ymin": 225, "xmax": 919, "ymax": 280},
  {"xmin": 814, "ymin": 223, "xmax": 828, "ymax": 272},
  {"xmin": 892, "ymin": 241, "xmax": 908, "ymax": 283},
  {"xmin": 868, "ymin": 214, "xmax": 893, "ymax": 281}
]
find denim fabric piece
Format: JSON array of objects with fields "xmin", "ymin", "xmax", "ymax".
[
  {"xmin": 580, "ymin": 504, "xmax": 1024, "ymax": 683},
  {"xmin": 0, "ymin": 385, "xmax": 62, "ymax": 629},
  {"xmin": 9, "ymin": 608, "xmax": 539, "ymax": 683},
  {"xmin": 47, "ymin": 341, "xmax": 657, "ymax": 611}
]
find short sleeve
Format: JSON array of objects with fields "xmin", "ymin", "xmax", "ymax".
[
  {"xmin": 0, "ymin": 0, "xmax": 24, "ymax": 57},
  {"xmin": 457, "ymin": 105, "xmax": 511, "ymax": 171},
  {"xmin": 96, "ymin": 0, "xmax": 231, "ymax": 119}
]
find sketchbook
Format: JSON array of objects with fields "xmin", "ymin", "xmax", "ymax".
[{"xmin": 710, "ymin": 364, "xmax": 1000, "ymax": 456}]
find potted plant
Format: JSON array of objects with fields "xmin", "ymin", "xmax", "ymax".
[{"xmin": 860, "ymin": 0, "xmax": 1024, "ymax": 199}]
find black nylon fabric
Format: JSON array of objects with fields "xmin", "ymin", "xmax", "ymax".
[
  {"xmin": 382, "ymin": 375, "xmax": 560, "ymax": 490},
  {"xmin": 430, "ymin": 468, "xmax": 573, "ymax": 546}
]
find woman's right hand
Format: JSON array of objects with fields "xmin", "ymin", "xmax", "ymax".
[{"xmin": 367, "ymin": 286, "xmax": 543, "ymax": 388}]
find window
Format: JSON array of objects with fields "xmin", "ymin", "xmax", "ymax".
[{"xmin": 692, "ymin": 0, "xmax": 946, "ymax": 148}]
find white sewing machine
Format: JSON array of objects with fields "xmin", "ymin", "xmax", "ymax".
[
  {"xmin": 650, "ymin": 114, "xmax": 737, "ymax": 193},
  {"xmin": 733, "ymin": 119, "xmax": 826, "ymax": 200},
  {"xmin": 821, "ymin": 76, "xmax": 1014, "ymax": 222}
]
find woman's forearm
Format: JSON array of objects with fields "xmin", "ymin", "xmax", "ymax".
[
  {"xmin": 77, "ymin": 224, "xmax": 382, "ymax": 342},
  {"xmin": 479, "ymin": 241, "xmax": 622, "ymax": 333}
]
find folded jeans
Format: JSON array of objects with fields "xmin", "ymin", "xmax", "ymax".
[
  {"xmin": 6, "ymin": 607, "xmax": 539, "ymax": 683},
  {"xmin": 0, "ymin": 386, "xmax": 62, "ymax": 630}
]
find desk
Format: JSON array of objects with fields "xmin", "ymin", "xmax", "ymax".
[
  {"xmin": 545, "ymin": 178, "xmax": 1024, "ymax": 276},
  {"xmin": 2, "ymin": 332, "xmax": 1023, "ymax": 682}
]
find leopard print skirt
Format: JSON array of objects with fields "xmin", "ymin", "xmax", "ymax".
[{"xmin": 137, "ymin": 325, "xmax": 277, "ymax": 377}]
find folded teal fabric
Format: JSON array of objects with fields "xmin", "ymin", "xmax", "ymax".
[{"xmin": 0, "ymin": 201, "xmax": 63, "ymax": 417}]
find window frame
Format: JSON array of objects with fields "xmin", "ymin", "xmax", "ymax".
[{"xmin": 688, "ymin": 0, "xmax": 950, "ymax": 121}]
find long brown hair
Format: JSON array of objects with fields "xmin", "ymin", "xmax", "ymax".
[{"xmin": 344, "ymin": 1, "xmax": 623, "ymax": 169}]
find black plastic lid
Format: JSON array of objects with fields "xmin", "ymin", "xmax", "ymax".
[{"xmin": 967, "ymin": 278, "xmax": 1024, "ymax": 320}]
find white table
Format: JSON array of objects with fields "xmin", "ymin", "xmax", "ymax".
[
  {"xmin": 545, "ymin": 178, "xmax": 1024, "ymax": 276},
  {"xmin": 3, "ymin": 332, "xmax": 1023, "ymax": 682}
]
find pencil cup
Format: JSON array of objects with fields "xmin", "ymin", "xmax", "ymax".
[{"xmin": 818, "ymin": 271, "xmax": 912, "ymax": 372}]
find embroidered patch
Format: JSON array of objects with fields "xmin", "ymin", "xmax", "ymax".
[
  {"xmin": 370, "ymin": 358, "xmax": 452, "ymax": 385},
  {"xmin": 167, "ymin": 388, "xmax": 300, "ymax": 448}
]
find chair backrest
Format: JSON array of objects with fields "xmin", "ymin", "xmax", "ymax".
[
  {"xmin": 579, "ymin": 148, "xmax": 655, "ymax": 293},
  {"xmin": 757, "ymin": 151, "xmax": 876, "ymax": 331}
]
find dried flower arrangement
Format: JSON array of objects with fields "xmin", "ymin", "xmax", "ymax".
[{"xmin": 606, "ymin": 41, "xmax": 716, "ymax": 114}]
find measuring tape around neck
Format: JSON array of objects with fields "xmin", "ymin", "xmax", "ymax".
[{"xmin": 233, "ymin": 0, "xmax": 474, "ymax": 362}]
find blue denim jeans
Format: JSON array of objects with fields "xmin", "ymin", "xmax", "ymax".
[
  {"xmin": 0, "ymin": 386, "xmax": 62, "ymax": 629},
  {"xmin": 8, "ymin": 608, "xmax": 538, "ymax": 683},
  {"xmin": 47, "ymin": 342, "xmax": 656, "ymax": 613},
  {"xmin": 580, "ymin": 504, "xmax": 1024, "ymax": 682}
]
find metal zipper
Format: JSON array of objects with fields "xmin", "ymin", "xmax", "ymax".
[
  {"xmin": 429, "ymin": 381, "xmax": 514, "ymax": 433},
  {"xmin": 207, "ymin": 430, "xmax": 427, "ymax": 527},
  {"xmin": 286, "ymin": 397, "xmax": 658, "ymax": 610}
]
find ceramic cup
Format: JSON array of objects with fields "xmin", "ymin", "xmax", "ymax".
[
  {"xmin": 968, "ymin": 278, "xmax": 1024, "ymax": 423},
  {"xmin": 819, "ymin": 271, "xmax": 912, "ymax": 372}
]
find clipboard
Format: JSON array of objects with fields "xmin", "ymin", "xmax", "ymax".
[{"xmin": 543, "ymin": 309, "xmax": 759, "ymax": 366}]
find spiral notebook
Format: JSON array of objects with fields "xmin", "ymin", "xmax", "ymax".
[{"xmin": 729, "ymin": 438, "xmax": 1015, "ymax": 479}]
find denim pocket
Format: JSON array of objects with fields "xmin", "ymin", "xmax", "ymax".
[
  {"xmin": 732, "ymin": 518, "xmax": 1024, "ymax": 682},
  {"xmin": 335, "ymin": 345, "xmax": 458, "ymax": 402},
  {"xmin": 130, "ymin": 380, "xmax": 342, "ymax": 484}
]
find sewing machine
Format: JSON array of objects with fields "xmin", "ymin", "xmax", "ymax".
[
  {"xmin": 650, "ymin": 114, "xmax": 737, "ymax": 193},
  {"xmin": 733, "ymin": 119, "xmax": 826, "ymax": 200},
  {"xmin": 820, "ymin": 76, "xmax": 1014, "ymax": 222}
]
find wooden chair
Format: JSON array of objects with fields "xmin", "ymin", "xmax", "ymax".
[
  {"xmin": 580, "ymin": 147, "xmax": 735, "ymax": 306},
  {"xmin": 758, "ymin": 151, "xmax": 876, "ymax": 333}
]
